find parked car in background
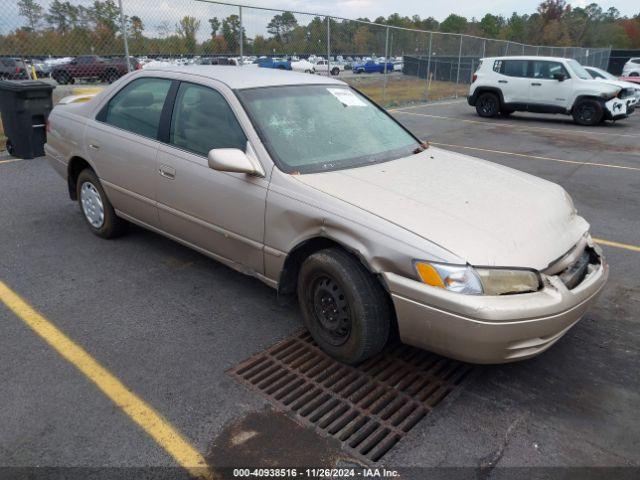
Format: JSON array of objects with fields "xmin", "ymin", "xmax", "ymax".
[
  {"xmin": 393, "ymin": 61, "xmax": 403, "ymax": 72},
  {"xmin": 256, "ymin": 57, "xmax": 291, "ymax": 70},
  {"xmin": 0, "ymin": 58, "xmax": 28, "ymax": 80},
  {"xmin": 353, "ymin": 60, "xmax": 394, "ymax": 74},
  {"xmin": 584, "ymin": 65, "xmax": 639, "ymax": 112},
  {"xmin": 469, "ymin": 56, "xmax": 632, "ymax": 125},
  {"xmin": 621, "ymin": 58, "xmax": 640, "ymax": 77},
  {"xmin": 291, "ymin": 59, "xmax": 315, "ymax": 74},
  {"xmin": 111, "ymin": 56, "xmax": 142, "ymax": 71},
  {"xmin": 314, "ymin": 59, "xmax": 343, "ymax": 76},
  {"xmin": 51, "ymin": 55, "xmax": 130, "ymax": 84},
  {"xmin": 44, "ymin": 66, "xmax": 608, "ymax": 365}
]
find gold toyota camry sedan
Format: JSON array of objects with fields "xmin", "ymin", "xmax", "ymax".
[{"xmin": 44, "ymin": 66, "xmax": 608, "ymax": 364}]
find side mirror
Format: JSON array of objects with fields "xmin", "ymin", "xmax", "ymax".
[
  {"xmin": 553, "ymin": 72, "xmax": 566, "ymax": 82},
  {"xmin": 207, "ymin": 148, "xmax": 264, "ymax": 177}
]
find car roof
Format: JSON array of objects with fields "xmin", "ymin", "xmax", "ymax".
[{"xmin": 141, "ymin": 65, "xmax": 345, "ymax": 89}]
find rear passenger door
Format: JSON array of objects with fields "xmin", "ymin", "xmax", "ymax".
[
  {"xmin": 155, "ymin": 81, "xmax": 268, "ymax": 275},
  {"xmin": 86, "ymin": 76, "xmax": 173, "ymax": 227},
  {"xmin": 494, "ymin": 59, "xmax": 530, "ymax": 106}
]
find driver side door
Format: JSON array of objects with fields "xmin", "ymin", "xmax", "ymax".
[
  {"xmin": 155, "ymin": 81, "xmax": 269, "ymax": 275},
  {"xmin": 528, "ymin": 60, "xmax": 574, "ymax": 111}
]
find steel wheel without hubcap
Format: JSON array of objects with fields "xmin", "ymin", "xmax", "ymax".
[
  {"xmin": 80, "ymin": 181, "xmax": 104, "ymax": 228},
  {"xmin": 310, "ymin": 275, "xmax": 351, "ymax": 346}
]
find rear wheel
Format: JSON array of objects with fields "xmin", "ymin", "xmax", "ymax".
[
  {"xmin": 629, "ymin": 72, "xmax": 639, "ymax": 77},
  {"xmin": 55, "ymin": 71, "xmax": 70, "ymax": 85},
  {"xmin": 331, "ymin": 67, "xmax": 340, "ymax": 76},
  {"xmin": 76, "ymin": 168, "xmax": 127, "ymax": 238},
  {"xmin": 476, "ymin": 92, "xmax": 500, "ymax": 118},
  {"xmin": 572, "ymin": 99, "xmax": 603, "ymax": 126},
  {"xmin": 297, "ymin": 248, "xmax": 391, "ymax": 365},
  {"xmin": 104, "ymin": 69, "xmax": 119, "ymax": 84}
]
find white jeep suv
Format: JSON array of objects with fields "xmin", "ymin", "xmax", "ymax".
[
  {"xmin": 622, "ymin": 58, "xmax": 640, "ymax": 77},
  {"xmin": 468, "ymin": 56, "xmax": 632, "ymax": 125}
]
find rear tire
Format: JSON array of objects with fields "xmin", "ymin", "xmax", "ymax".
[
  {"xmin": 104, "ymin": 69, "xmax": 119, "ymax": 84},
  {"xmin": 331, "ymin": 67, "xmax": 340, "ymax": 76},
  {"xmin": 76, "ymin": 168, "xmax": 127, "ymax": 239},
  {"xmin": 572, "ymin": 99, "xmax": 603, "ymax": 126},
  {"xmin": 297, "ymin": 248, "xmax": 391, "ymax": 365},
  {"xmin": 55, "ymin": 72, "xmax": 70, "ymax": 85},
  {"xmin": 476, "ymin": 92, "xmax": 500, "ymax": 117}
]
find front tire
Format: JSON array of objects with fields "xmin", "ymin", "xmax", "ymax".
[
  {"xmin": 297, "ymin": 248, "xmax": 391, "ymax": 365},
  {"xmin": 476, "ymin": 92, "xmax": 500, "ymax": 117},
  {"xmin": 331, "ymin": 67, "xmax": 340, "ymax": 76},
  {"xmin": 76, "ymin": 168, "xmax": 127, "ymax": 238},
  {"xmin": 572, "ymin": 99, "xmax": 603, "ymax": 126}
]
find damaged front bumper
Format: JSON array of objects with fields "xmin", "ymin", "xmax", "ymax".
[
  {"xmin": 604, "ymin": 97, "xmax": 630, "ymax": 120},
  {"xmin": 382, "ymin": 240, "xmax": 609, "ymax": 364}
]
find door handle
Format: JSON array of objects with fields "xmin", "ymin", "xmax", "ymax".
[
  {"xmin": 498, "ymin": 80, "xmax": 508, "ymax": 83},
  {"xmin": 88, "ymin": 143, "xmax": 100, "ymax": 150},
  {"xmin": 531, "ymin": 82, "xmax": 542, "ymax": 86},
  {"xmin": 159, "ymin": 165, "xmax": 176, "ymax": 180}
]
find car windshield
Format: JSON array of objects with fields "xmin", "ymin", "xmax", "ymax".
[
  {"xmin": 566, "ymin": 59, "xmax": 591, "ymax": 80},
  {"xmin": 237, "ymin": 85, "xmax": 419, "ymax": 174}
]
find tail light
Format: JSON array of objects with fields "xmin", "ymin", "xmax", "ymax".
[
  {"xmin": 472, "ymin": 73, "xmax": 477, "ymax": 83},
  {"xmin": 16, "ymin": 66, "xmax": 21, "ymax": 73},
  {"xmin": 46, "ymin": 119, "xmax": 51, "ymax": 133}
]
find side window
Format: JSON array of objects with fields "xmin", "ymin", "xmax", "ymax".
[
  {"xmin": 530, "ymin": 61, "xmax": 569, "ymax": 80},
  {"xmin": 493, "ymin": 60, "xmax": 503, "ymax": 72},
  {"xmin": 500, "ymin": 60, "xmax": 528, "ymax": 77},
  {"xmin": 99, "ymin": 77, "xmax": 172, "ymax": 139},
  {"xmin": 590, "ymin": 70, "xmax": 604, "ymax": 79},
  {"xmin": 169, "ymin": 82, "xmax": 247, "ymax": 156}
]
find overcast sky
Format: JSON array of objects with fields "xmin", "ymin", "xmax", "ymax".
[
  {"xmin": 3, "ymin": 0, "xmax": 638, "ymax": 38},
  {"xmin": 247, "ymin": 0, "xmax": 638, "ymax": 21}
]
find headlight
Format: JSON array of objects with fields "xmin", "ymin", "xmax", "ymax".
[
  {"xmin": 600, "ymin": 89, "xmax": 620, "ymax": 100},
  {"xmin": 414, "ymin": 261, "xmax": 541, "ymax": 295}
]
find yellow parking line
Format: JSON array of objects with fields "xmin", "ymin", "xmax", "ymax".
[
  {"xmin": 429, "ymin": 141, "xmax": 640, "ymax": 172},
  {"xmin": 392, "ymin": 110, "xmax": 640, "ymax": 139},
  {"xmin": 0, "ymin": 281, "xmax": 212, "ymax": 480},
  {"xmin": 593, "ymin": 238, "xmax": 640, "ymax": 253},
  {"xmin": 0, "ymin": 158, "xmax": 23, "ymax": 165}
]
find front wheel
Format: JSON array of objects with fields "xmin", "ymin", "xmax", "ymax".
[
  {"xmin": 331, "ymin": 67, "xmax": 340, "ymax": 76},
  {"xmin": 572, "ymin": 99, "xmax": 603, "ymax": 126},
  {"xmin": 629, "ymin": 72, "xmax": 639, "ymax": 77},
  {"xmin": 476, "ymin": 92, "xmax": 500, "ymax": 117},
  {"xmin": 76, "ymin": 169, "xmax": 127, "ymax": 238},
  {"xmin": 297, "ymin": 248, "xmax": 391, "ymax": 365}
]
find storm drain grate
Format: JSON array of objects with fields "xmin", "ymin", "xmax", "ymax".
[{"xmin": 228, "ymin": 331, "xmax": 473, "ymax": 463}]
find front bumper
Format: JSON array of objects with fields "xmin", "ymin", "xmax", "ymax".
[
  {"xmin": 382, "ymin": 248, "xmax": 609, "ymax": 364},
  {"xmin": 604, "ymin": 97, "xmax": 628, "ymax": 120}
]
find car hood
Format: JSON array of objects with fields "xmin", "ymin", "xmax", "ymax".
[{"xmin": 294, "ymin": 147, "xmax": 589, "ymax": 270}]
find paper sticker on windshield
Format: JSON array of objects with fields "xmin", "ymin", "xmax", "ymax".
[{"xmin": 327, "ymin": 88, "xmax": 367, "ymax": 107}]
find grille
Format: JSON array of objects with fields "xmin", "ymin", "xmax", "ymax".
[{"xmin": 229, "ymin": 331, "xmax": 472, "ymax": 463}]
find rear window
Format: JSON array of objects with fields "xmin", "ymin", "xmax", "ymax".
[{"xmin": 501, "ymin": 60, "xmax": 528, "ymax": 77}]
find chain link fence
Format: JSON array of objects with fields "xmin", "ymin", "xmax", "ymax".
[{"xmin": 1, "ymin": 0, "xmax": 612, "ymax": 109}]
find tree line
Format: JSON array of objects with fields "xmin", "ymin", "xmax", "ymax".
[{"xmin": 3, "ymin": 0, "xmax": 639, "ymax": 58}]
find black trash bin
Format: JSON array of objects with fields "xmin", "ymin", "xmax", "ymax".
[{"xmin": 0, "ymin": 80, "xmax": 55, "ymax": 159}]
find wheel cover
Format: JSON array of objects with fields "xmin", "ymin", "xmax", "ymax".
[
  {"xmin": 479, "ymin": 96, "xmax": 496, "ymax": 115},
  {"xmin": 80, "ymin": 182, "xmax": 105, "ymax": 228},
  {"xmin": 310, "ymin": 275, "xmax": 351, "ymax": 346}
]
